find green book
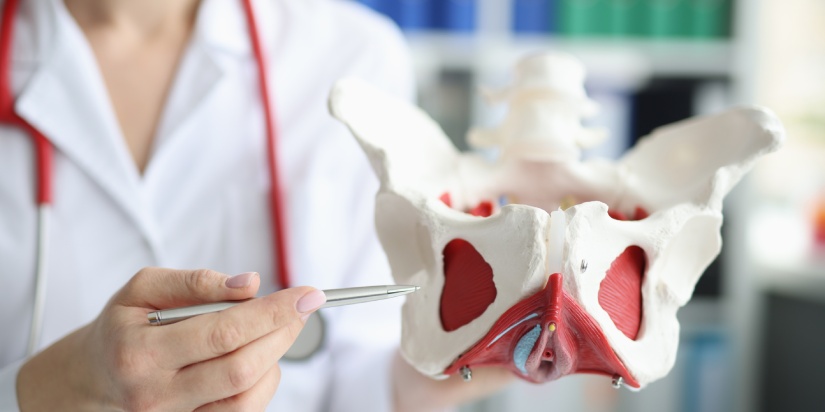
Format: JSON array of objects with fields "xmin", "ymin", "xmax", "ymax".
[
  {"xmin": 692, "ymin": 0, "xmax": 731, "ymax": 39},
  {"xmin": 560, "ymin": 0, "xmax": 612, "ymax": 37},
  {"xmin": 609, "ymin": 0, "xmax": 648, "ymax": 37},
  {"xmin": 648, "ymin": 0, "xmax": 692, "ymax": 38}
]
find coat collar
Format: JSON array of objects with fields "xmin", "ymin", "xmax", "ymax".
[
  {"xmin": 10, "ymin": 0, "xmax": 275, "ymax": 255},
  {"xmin": 196, "ymin": 0, "xmax": 279, "ymax": 58},
  {"xmin": 13, "ymin": 0, "xmax": 162, "ymax": 253}
]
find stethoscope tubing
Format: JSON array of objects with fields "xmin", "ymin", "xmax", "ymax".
[
  {"xmin": 240, "ymin": 0, "xmax": 292, "ymax": 291},
  {"xmin": 0, "ymin": 0, "xmax": 293, "ymax": 358},
  {"xmin": 28, "ymin": 206, "xmax": 51, "ymax": 356},
  {"xmin": 1, "ymin": 0, "xmax": 56, "ymax": 357}
]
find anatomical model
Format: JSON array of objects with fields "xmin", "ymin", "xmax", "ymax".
[{"xmin": 328, "ymin": 53, "xmax": 784, "ymax": 389}]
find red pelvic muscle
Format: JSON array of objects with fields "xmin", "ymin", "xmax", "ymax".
[
  {"xmin": 440, "ymin": 239, "xmax": 498, "ymax": 331},
  {"xmin": 442, "ymin": 273, "xmax": 640, "ymax": 387},
  {"xmin": 598, "ymin": 246, "xmax": 645, "ymax": 340},
  {"xmin": 434, "ymin": 200, "xmax": 647, "ymax": 383},
  {"xmin": 600, "ymin": 207, "xmax": 649, "ymax": 340},
  {"xmin": 438, "ymin": 191, "xmax": 493, "ymax": 218},
  {"xmin": 469, "ymin": 201, "xmax": 493, "ymax": 217},
  {"xmin": 439, "ymin": 192, "xmax": 453, "ymax": 208}
]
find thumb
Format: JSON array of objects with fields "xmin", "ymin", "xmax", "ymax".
[{"xmin": 116, "ymin": 267, "xmax": 261, "ymax": 309}]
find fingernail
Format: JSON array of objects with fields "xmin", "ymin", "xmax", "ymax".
[
  {"xmin": 225, "ymin": 272, "xmax": 258, "ymax": 288},
  {"xmin": 296, "ymin": 289, "xmax": 326, "ymax": 313}
]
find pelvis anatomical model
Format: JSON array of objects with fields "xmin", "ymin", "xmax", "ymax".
[{"xmin": 329, "ymin": 53, "xmax": 784, "ymax": 389}]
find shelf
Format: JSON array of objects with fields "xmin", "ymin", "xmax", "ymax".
[{"xmin": 406, "ymin": 32, "xmax": 735, "ymax": 89}]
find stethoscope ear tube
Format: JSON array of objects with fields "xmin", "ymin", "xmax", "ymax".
[{"xmin": 27, "ymin": 205, "xmax": 51, "ymax": 357}]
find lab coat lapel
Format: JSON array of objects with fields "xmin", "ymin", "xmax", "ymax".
[
  {"xmin": 144, "ymin": 0, "xmax": 275, "ymax": 187},
  {"xmin": 148, "ymin": 44, "xmax": 223, "ymax": 165},
  {"xmin": 13, "ymin": 4, "xmax": 162, "ymax": 255},
  {"xmin": 148, "ymin": 0, "xmax": 243, "ymax": 159},
  {"xmin": 195, "ymin": 0, "xmax": 279, "ymax": 57},
  {"xmin": 140, "ymin": 0, "xmax": 239, "ymax": 199}
]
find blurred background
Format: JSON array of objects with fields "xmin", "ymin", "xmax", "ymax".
[{"xmin": 347, "ymin": 0, "xmax": 825, "ymax": 411}]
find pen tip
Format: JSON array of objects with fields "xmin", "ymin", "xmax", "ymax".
[
  {"xmin": 415, "ymin": 286, "xmax": 421, "ymax": 291},
  {"xmin": 388, "ymin": 285, "xmax": 420, "ymax": 295}
]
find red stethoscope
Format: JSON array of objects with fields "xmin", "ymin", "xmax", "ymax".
[{"xmin": 0, "ymin": 0, "xmax": 323, "ymax": 360}]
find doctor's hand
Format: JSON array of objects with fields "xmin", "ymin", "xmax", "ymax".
[{"xmin": 16, "ymin": 267, "xmax": 326, "ymax": 411}]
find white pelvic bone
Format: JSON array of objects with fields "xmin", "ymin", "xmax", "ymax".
[{"xmin": 329, "ymin": 61, "xmax": 784, "ymax": 387}]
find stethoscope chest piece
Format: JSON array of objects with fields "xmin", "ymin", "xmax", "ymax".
[{"xmin": 283, "ymin": 311, "xmax": 325, "ymax": 361}]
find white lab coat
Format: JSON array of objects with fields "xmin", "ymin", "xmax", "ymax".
[{"xmin": 0, "ymin": 0, "xmax": 414, "ymax": 410}]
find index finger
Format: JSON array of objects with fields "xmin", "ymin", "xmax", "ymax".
[{"xmin": 150, "ymin": 287, "xmax": 326, "ymax": 368}]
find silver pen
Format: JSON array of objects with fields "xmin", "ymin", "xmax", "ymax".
[{"xmin": 147, "ymin": 284, "xmax": 419, "ymax": 326}]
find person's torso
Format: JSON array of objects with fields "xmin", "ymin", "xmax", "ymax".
[{"xmin": 0, "ymin": 0, "xmax": 412, "ymax": 409}]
